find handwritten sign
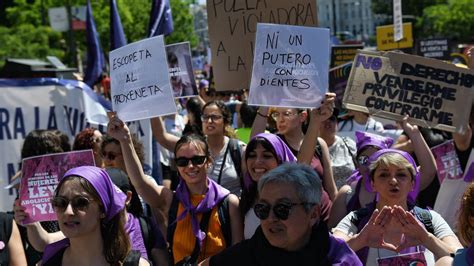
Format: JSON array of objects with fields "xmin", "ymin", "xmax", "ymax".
[
  {"xmin": 19, "ymin": 150, "xmax": 95, "ymax": 224},
  {"xmin": 376, "ymin": 23, "xmax": 413, "ymax": 51},
  {"xmin": 248, "ymin": 23, "xmax": 329, "ymax": 109},
  {"xmin": 418, "ymin": 38, "xmax": 450, "ymax": 60},
  {"xmin": 110, "ymin": 36, "xmax": 177, "ymax": 122},
  {"xmin": 166, "ymin": 42, "xmax": 198, "ymax": 98},
  {"xmin": 329, "ymin": 62, "xmax": 352, "ymax": 110},
  {"xmin": 207, "ymin": 0, "xmax": 318, "ymax": 91},
  {"xmin": 431, "ymin": 140, "xmax": 463, "ymax": 184},
  {"xmin": 331, "ymin": 45, "xmax": 363, "ymax": 68},
  {"xmin": 342, "ymin": 50, "xmax": 474, "ymax": 133}
]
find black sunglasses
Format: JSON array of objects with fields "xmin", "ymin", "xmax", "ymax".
[
  {"xmin": 101, "ymin": 151, "xmax": 121, "ymax": 161},
  {"xmin": 51, "ymin": 196, "xmax": 93, "ymax": 213},
  {"xmin": 254, "ymin": 201, "xmax": 315, "ymax": 221},
  {"xmin": 174, "ymin": 156, "xmax": 207, "ymax": 167}
]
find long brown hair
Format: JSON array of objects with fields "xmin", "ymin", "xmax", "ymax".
[
  {"xmin": 458, "ymin": 182, "xmax": 474, "ymax": 246},
  {"xmin": 56, "ymin": 176, "xmax": 131, "ymax": 264}
]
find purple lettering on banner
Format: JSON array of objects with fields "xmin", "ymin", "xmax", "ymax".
[{"xmin": 355, "ymin": 55, "xmax": 382, "ymax": 71}]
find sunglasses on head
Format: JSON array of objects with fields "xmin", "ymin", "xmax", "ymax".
[
  {"xmin": 174, "ymin": 155, "xmax": 207, "ymax": 167},
  {"xmin": 253, "ymin": 201, "xmax": 314, "ymax": 221},
  {"xmin": 101, "ymin": 151, "xmax": 121, "ymax": 160},
  {"xmin": 356, "ymin": 155, "xmax": 369, "ymax": 166},
  {"xmin": 51, "ymin": 196, "xmax": 93, "ymax": 213}
]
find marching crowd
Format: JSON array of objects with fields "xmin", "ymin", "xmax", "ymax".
[{"xmin": 1, "ymin": 52, "xmax": 474, "ymax": 266}]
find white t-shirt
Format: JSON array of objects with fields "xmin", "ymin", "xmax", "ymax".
[
  {"xmin": 244, "ymin": 207, "xmax": 260, "ymax": 239},
  {"xmin": 337, "ymin": 117, "xmax": 384, "ymax": 143},
  {"xmin": 207, "ymin": 136, "xmax": 244, "ymax": 196},
  {"xmin": 334, "ymin": 209, "xmax": 456, "ymax": 266},
  {"xmin": 328, "ymin": 136, "xmax": 357, "ymax": 189}
]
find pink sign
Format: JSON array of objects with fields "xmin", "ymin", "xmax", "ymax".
[
  {"xmin": 377, "ymin": 251, "xmax": 426, "ymax": 266},
  {"xmin": 431, "ymin": 140, "xmax": 463, "ymax": 184},
  {"xmin": 19, "ymin": 150, "xmax": 95, "ymax": 224}
]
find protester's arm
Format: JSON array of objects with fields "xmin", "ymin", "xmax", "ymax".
[
  {"xmin": 250, "ymin": 106, "xmax": 269, "ymax": 139},
  {"xmin": 318, "ymin": 138, "xmax": 337, "ymax": 200},
  {"xmin": 297, "ymin": 93, "xmax": 335, "ymax": 165},
  {"xmin": 392, "ymin": 134, "xmax": 414, "ymax": 153},
  {"xmin": 454, "ymin": 124, "xmax": 472, "ymax": 152},
  {"xmin": 13, "ymin": 199, "xmax": 65, "ymax": 252},
  {"xmin": 328, "ymin": 185, "xmax": 351, "ymax": 229},
  {"xmin": 399, "ymin": 117, "xmax": 436, "ymax": 190},
  {"xmin": 228, "ymin": 194, "xmax": 244, "ymax": 245},
  {"xmin": 139, "ymin": 257, "xmax": 151, "ymax": 266},
  {"xmin": 8, "ymin": 219, "xmax": 27, "ymax": 266},
  {"xmin": 150, "ymin": 117, "xmax": 180, "ymax": 152},
  {"xmin": 108, "ymin": 113, "xmax": 173, "ymax": 212}
]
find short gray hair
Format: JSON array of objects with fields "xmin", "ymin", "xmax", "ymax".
[{"xmin": 258, "ymin": 163, "xmax": 322, "ymax": 211}]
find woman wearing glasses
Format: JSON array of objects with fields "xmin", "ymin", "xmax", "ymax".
[
  {"xmin": 108, "ymin": 114, "xmax": 243, "ymax": 265},
  {"xmin": 41, "ymin": 166, "xmax": 149, "ymax": 265},
  {"xmin": 332, "ymin": 149, "xmax": 461, "ymax": 265},
  {"xmin": 151, "ymin": 100, "xmax": 245, "ymax": 196},
  {"xmin": 201, "ymin": 163, "xmax": 361, "ymax": 265},
  {"xmin": 328, "ymin": 117, "xmax": 437, "ymax": 228}
]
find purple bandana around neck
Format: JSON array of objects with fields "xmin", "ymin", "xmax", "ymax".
[
  {"xmin": 174, "ymin": 177, "xmax": 230, "ymax": 246},
  {"xmin": 60, "ymin": 166, "xmax": 126, "ymax": 222},
  {"xmin": 365, "ymin": 149, "xmax": 420, "ymax": 203},
  {"xmin": 243, "ymin": 133, "xmax": 297, "ymax": 190}
]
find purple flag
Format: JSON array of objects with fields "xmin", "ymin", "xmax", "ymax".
[
  {"xmin": 110, "ymin": 0, "xmax": 127, "ymax": 50},
  {"xmin": 148, "ymin": 0, "xmax": 174, "ymax": 37},
  {"xmin": 83, "ymin": 0, "xmax": 105, "ymax": 87}
]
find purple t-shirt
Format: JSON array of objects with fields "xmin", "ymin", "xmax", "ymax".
[{"xmin": 125, "ymin": 213, "xmax": 148, "ymax": 260}]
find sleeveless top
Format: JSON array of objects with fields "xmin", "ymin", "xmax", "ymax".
[{"xmin": 172, "ymin": 194, "xmax": 226, "ymax": 263}]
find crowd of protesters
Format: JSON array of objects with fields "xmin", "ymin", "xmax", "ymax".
[{"xmin": 2, "ymin": 46, "xmax": 474, "ymax": 266}]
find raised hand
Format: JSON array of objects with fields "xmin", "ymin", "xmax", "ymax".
[
  {"xmin": 13, "ymin": 199, "xmax": 27, "ymax": 226},
  {"xmin": 357, "ymin": 206, "xmax": 398, "ymax": 251},
  {"xmin": 397, "ymin": 115, "xmax": 419, "ymax": 136},
  {"xmin": 107, "ymin": 112, "xmax": 131, "ymax": 142},
  {"xmin": 312, "ymin": 92, "xmax": 336, "ymax": 124},
  {"xmin": 392, "ymin": 205, "xmax": 429, "ymax": 252}
]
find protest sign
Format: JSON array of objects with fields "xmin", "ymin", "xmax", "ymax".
[
  {"xmin": 393, "ymin": 0, "xmax": 403, "ymax": 42},
  {"xmin": 110, "ymin": 36, "xmax": 176, "ymax": 122},
  {"xmin": 207, "ymin": 0, "xmax": 318, "ymax": 91},
  {"xmin": 166, "ymin": 42, "xmax": 198, "ymax": 98},
  {"xmin": 0, "ymin": 79, "xmax": 154, "ymax": 212},
  {"xmin": 330, "ymin": 45, "xmax": 363, "ymax": 68},
  {"xmin": 342, "ymin": 50, "xmax": 474, "ymax": 133},
  {"xmin": 329, "ymin": 62, "xmax": 352, "ymax": 110},
  {"xmin": 19, "ymin": 150, "xmax": 95, "ymax": 224},
  {"xmin": 376, "ymin": 23, "xmax": 413, "ymax": 51},
  {"xmin": 248, "ymin": 23, "xmax": 329, "ymax": 109},
  {"xmin": 431, "ymin": 140, "xmax": 463, "ymax": 184},
  {"xmin": 418, "ymin": 38, "xmax": 450, "ymax": 60}
]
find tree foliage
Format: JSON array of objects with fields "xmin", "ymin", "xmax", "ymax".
[
  {"xmin": 420, "ymin": 0, "xmax": 474, "ymax": 42},
  {"xmin": 0, "ymin": 0, "xmax": 198, "ymax": 68}
]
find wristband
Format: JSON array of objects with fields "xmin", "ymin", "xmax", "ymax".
[{"xmin": 257, "ymin": 111, "xmax": 268, "ymax": 118}]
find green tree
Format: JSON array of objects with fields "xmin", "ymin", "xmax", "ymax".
[
  {"xmin": 1, "ymin": 0, "xmax": 198, "ymax": 68},
  {"xmin": 420, "ymin": 0, "xmax": 474, "ymax": 42}
]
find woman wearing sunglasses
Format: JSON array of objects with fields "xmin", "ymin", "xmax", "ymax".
[
  {"xmin": 328, "ymin": 117, "xmax": 437, "ymax": 228},
  {"xmin": 240, "ymin": 132, "xmax": 296, "ymax": 239},
  {"xmin": 333, "ymin": 149, "xmax": 462, "ymax": 265},
  {"xmin": 41, "ymin": 166, "xmax": 149, "ymax": 265},
  {"xmin": 151, "ymin": 100, "xmax": 245, "ymax": 196},
  {"xmin": 108, "ymin": 114, "xmax": 243, "ymax": 265},
  {"xmin": 201, "ymin": 163, "xmax": 361, "ymax": 265}
]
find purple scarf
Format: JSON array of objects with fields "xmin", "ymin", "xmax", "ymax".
[
  {"xmin": 174, "ymin": 177, "xmax": 230, "ymax": 246},
  {"xmin": 467, "ymin": 241, "xmax": 474, "ymax": 265},
  {"xmin": 243, "ymin": 133, "xmax": 297, "ymax": 190}
]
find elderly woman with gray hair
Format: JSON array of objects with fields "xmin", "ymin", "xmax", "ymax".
[{"xmin": 200, "ymin": 163, "xmax": 361, "ymax": 266}]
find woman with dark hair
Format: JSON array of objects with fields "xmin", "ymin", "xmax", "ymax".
[
  {"xmin": 0, "ymin": 211, "xmax": 26, "ymax": 265},
  {"xmin": 151, "ymin": 100, "xmax": 245, "ymax": 196},
  {"xmin": 108, "ymin": 114, "xmax": 243, "ymax": 265},
  {"xmin": 240, "ymin": 133, "xmax": 296, "ymax": 239},
  {"xmin": 182, "ymin": 97, "xmax": 204, "ymax": 136},
  {"xmin": 40, "ymin": 166, "xmax": 149, "ymax": 265},
  {"xmin": 73, "ymin": 127, "xmax": 103, "ymax": 167}
]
